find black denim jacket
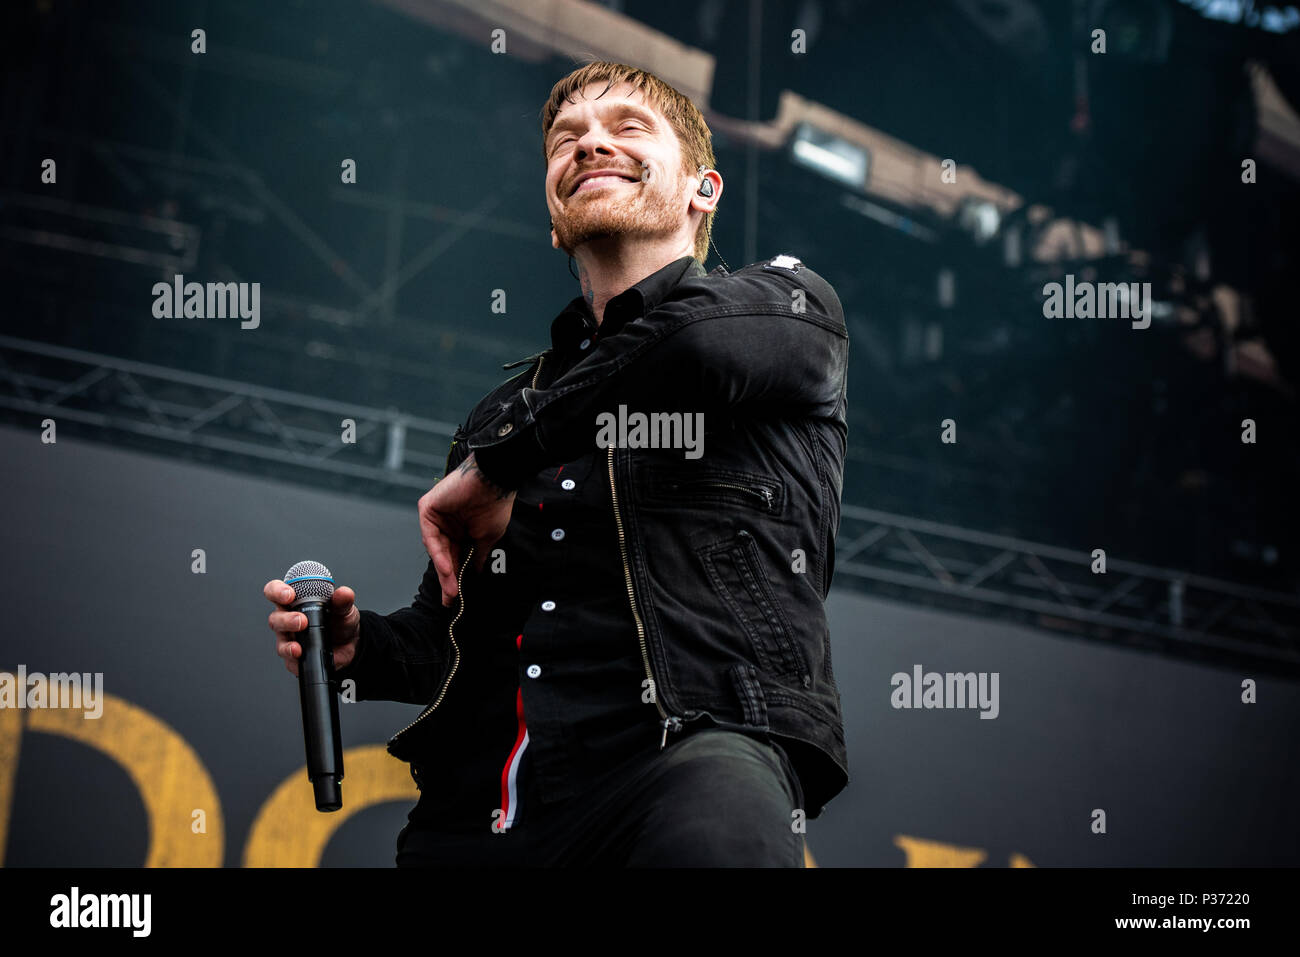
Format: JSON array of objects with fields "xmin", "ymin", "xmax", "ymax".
[{"xmin": 339, "ymin": 254, "xmax": 850, "ymax": 817}]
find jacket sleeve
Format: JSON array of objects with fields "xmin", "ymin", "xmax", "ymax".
[
  {"xmin": 466, "ymin": 262, "xmax": 849, "ymax": 491},
  {"xmin": 331, "ymin": 437, "xmax": 471, "ymax": 705}
]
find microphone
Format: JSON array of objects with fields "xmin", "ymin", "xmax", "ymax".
[{"xmin": 284, "ymin": 560, "xmax": 345, "ymax": 812}]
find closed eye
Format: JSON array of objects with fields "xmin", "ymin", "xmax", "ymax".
[{"xmin": 550, "ymin": 123, "xmax": 646, "ymax": 155}]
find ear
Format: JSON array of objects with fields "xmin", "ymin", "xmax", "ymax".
[
  {"xmin": 690, "ymin": 170, "xmax": 721, "ymax": 214},
  {"xmin": 551, "ymin": 227, "xmax": 559, "ymax": 250}
]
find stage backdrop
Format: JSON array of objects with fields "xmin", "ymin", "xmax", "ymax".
[{"xmin": 1, "ymin": 423, "xmax": 1296, "ymax": 867}]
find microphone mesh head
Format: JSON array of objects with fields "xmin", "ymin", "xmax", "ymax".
[{"xmin": 284, "ymin": 560, "xmax": 335, "ymax": 606}]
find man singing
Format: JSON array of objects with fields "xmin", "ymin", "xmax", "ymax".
[{"xmin": 265, "ymin": 59, "xmax": 849, "ymax": 866}]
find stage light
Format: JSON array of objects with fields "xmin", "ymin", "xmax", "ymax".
[
  {"xmin": 789, "ymin": 122, "xmax": 870, "ymax": 190},
  {"xmin": 958, "ymin": 198, "xmax": 1001, "ymax": 245}
]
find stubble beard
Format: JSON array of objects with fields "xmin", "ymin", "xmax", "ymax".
[{"xmin": 553, "ymin": 171, "xmax": 684, "ymax": 255}]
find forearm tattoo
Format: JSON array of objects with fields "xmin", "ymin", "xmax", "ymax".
[{"xmin": 457, "ymin": 451, "xmax": 513, "ymax": 500}]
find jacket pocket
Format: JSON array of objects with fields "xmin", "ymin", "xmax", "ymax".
[
  {"xmin": 646, "ymin": 467, "xmax": 783, "ymax": 514},
  {"xmin": 698, "ymin": 530, "xmax": 810, "ymax": 687}
]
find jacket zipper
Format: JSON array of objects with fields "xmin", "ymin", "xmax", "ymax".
[
  {"xmin": 607, "ymin": 444, "xmax": 685, "ymax": 749},
  {"xmin": 666, "ymin": 479, "xmax": 775, "ymax": 510},
  {"xmin": 387, "ymin": 543, "xmax": 475, "ymax": 748},
  {"xmin": 502, "ymin": 349, "xmax": 548, "ymax": 371},
  {"xmin": 392, "ymin": 356, "xmax": 540, "ymax": 751}
]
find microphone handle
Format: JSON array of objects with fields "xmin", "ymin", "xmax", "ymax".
[{"xmin": 297, "ymin": 600, "xmax": 344, "ymax": 811}]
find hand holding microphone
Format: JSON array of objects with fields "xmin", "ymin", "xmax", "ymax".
[
  {"xmin": 265, "ymin": 573, "xmax": 359, "ymax": 677},
  {"xmin": 263, "ymin": 561, "xmax": 354, "ymax": 811}
]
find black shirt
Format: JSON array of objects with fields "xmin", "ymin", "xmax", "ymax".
[{"xmin": 401, "ymin": 258, "xmax": 709, "ymax": 833}]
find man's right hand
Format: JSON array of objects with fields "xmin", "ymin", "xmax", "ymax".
[
  {"xmin": 418, "ymin": 451, "xmax": 516, "ymax": 607},
  {"xmin": 265, "ymin": 579, "xmax": 360, "ymax": 677}
]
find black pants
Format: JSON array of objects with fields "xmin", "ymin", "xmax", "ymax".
[{"xmin": 395, "ymin": 728, "xmax": 807, "ymax": 867}]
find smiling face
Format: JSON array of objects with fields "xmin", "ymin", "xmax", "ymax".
[{"xmin": 544, "ymin": 80, "xmax": 696, "ymax": 257}]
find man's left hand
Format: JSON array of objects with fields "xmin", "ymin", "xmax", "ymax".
[{"xmin": 419, "ymin": 452, "xmax": 516, "ymax": 606}]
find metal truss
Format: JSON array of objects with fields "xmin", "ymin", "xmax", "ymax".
[
  {"xmin": 3, "ymin": 333, "xmax": 1296, "ymax": 674},
  {"xmin": 835, "ymin": 504, "xmax": 1300, "ymax": 675},
  {"xmin": 0, "ymin": 334, "xmax": 458, "ymax": 493}
]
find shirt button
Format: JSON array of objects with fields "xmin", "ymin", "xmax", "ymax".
[
  {"xmin": 496, "ymin": 423, "xmax": 513, "ymax": 436},
  {"xmin": 541, "ymin": 600, "xmax": 556, "ymax": 611},
  {"xmin": 526, "ymin": 664, "xmax": 542, "ymax": 679},
  {"xmin": 561, "ymin": 478, "xmax": 576, "ymax": 490},
  {"xmin": 579, "ymin": 338, "xmax": 591, "ymax": 350},
  {"xmin": 551, "ymin": 528, "xmax": 565, "ymax": 541}
]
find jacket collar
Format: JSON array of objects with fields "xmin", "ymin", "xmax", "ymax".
[{"xmin": 549, "ymin": 255, "xmax": 706, "ymax": 353}]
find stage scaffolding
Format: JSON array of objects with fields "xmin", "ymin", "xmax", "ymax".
[{"xmin": 2, "ymin": 333, "xmax": 1295, "ymax": 677}]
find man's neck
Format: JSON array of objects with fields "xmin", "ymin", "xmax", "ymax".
[{"xmin": 574, "ymin": 241, "xmax": 694, "ymax": 326}]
